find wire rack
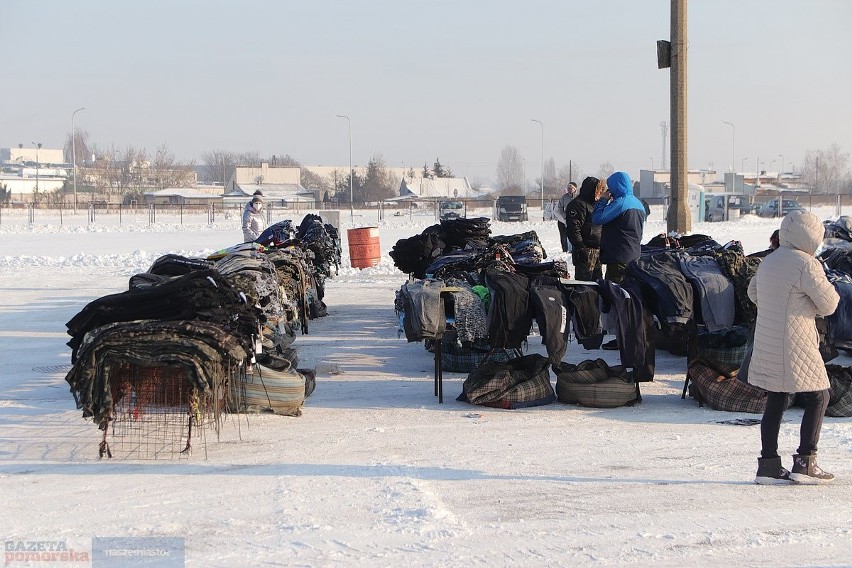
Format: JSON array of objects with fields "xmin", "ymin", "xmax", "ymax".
[{"xmin": 102, "ymin": 362, "xmax": 226, "ymax": 460}]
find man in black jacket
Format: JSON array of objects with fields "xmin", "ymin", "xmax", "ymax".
[{"xmin": 566, "ymin": 177, "xmax": 604, "ymax": 281}]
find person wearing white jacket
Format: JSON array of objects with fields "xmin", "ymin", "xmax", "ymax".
[
  {"xmin": 748, "ymin": 210, "xmax": 839, "ymax": 485},
  {"xmin": 242, "ymin": 196, "xmax": 266, "ymax": 242}
]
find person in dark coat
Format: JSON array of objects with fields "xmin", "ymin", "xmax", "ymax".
[
  {"xmin": 566, "ymin": 176, "xmax": 603, "ymax": 281},
  {"xmin": 553, "ymin": 182, "xmax": 577, "ymax": 253},
  {"xmin": 591, "ymin": 171, "xmax": 646, "ymax": 283}
]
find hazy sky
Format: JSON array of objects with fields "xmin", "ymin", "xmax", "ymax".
[{"xmin": 4, "ymin": 0, "xmax": 851, "ymax": 185}]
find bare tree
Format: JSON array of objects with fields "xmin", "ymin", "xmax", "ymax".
[
  {"xmin": 151, "ymin": 144, "xmax": 195, "ymax": 190},
  {"xmin": 237, "ymin": 152, "xmax": 263, "ymax": 167},
  {"xmin": 200, "ymin": 150, "xmax": 238, "ymax": 186},
  {"xmin": 557, "ymin": 163, "xmax": 582, "ymax": 188},
  {"xmin": 801, "ymin": 144, "xmax": 850, "ymax": 194},
  {"xmin": 64, "ymin": 129, "xmax": 93, "ymax": 166},
  {"xmin": 596, "ymin": 161, "xmax": 615, "ymax": 180},
  {"xmin": 496, "ymin": 146, "xmax": 524, "ymax": 192},
  {"xmin": 540, "ymin": 157, "xmax": 560, "ymax": 197}
]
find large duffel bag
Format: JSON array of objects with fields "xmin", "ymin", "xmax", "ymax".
[
  {"xmin": 457, "ymin": 354, "xmax": 555, "ymax": 409},
  {"xmin": 687, "ymin": 358, "xmax": 770, "ymax": 413},
  {"xmin": 229, "ymin": 364, "xmax": 306, "ymax": 416},
  {"xmin": 553, "ymin": 358, "xmax": 638, "ymax": 408},
  {"xmin": 819, "ymin": 364, "xmax": 852, "ymax": 418}
]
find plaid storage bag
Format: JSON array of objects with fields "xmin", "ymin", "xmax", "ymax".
[
  {"xmin": 686, "ymin": 358, "xmax": 768, "ymax": 414},
  {"xmin": 553, "ymin": 358, "xmax": 638, "ymax": 408},
  {"xmin": 439, "ymin": 330, "xmax": 522, "ymax": 373},
  {"xmin": 694, "ymin": 325, "xmax": 751, "ymax": 368},
  {"xmin": 457, "ymin": 354, "xmax": 555, "ymax": 409},
  {"xmin": 824, "ymin": 365, "xmax": 852, "ymax": 418}
]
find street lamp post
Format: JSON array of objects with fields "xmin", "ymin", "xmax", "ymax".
[
  {"xmin": 336, "ymin": 114, "xmax": 353, "ymax": 223},
  {"xmin": 31, "ymin": 142, "xmax": 42, "ymax": 198},
  {"xmin": 530, "ymin": 119, "xmax": 544, "ymax": 220},
  {"xmin": 71, "ymin": 107, "xmax": 86, "ymax": 212},
  {"xmin": 741, "ymin": 157, "xmax": 749, "ymax": 172},
  {"xmin": 722, "ymin": 121, "xmax": 735, "ymax": 172}
]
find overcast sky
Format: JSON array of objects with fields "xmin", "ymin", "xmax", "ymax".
[{"xmin": 4, "ymin": 0, "xmax": 851, "ymax": 185}]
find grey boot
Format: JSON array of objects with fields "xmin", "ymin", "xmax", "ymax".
[
  {"xmin": 790, "ymin": 454, "xmax": 834, "ymax": 485},
  {"xmin": 755, "ymin": 456, "xmax": 792, "ymax": 485}
]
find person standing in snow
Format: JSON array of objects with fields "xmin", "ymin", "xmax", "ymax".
[
  {"xmin": 749, "ymin": 210, "xmax": 839, "ymax": 485},
  {"xmin": 565, "ymin": 176, "xmax": 603, "ymax": 281},
  {"xmin": 553, "ymin": 182, "xmax": 577, "ymax": 254},
  {"xmin": 242, "ymin": 196, "xmax": 266, "ymax": 242},
  {"xmin": 591, "ymin": 171, "xmax": 645, "ymax": 283}
]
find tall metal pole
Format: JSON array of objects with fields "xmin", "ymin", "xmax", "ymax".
[
  {"xmin": 31, "ymin": 142, "xmax": 42, "ymax": 198},
  {"xmin": 336, "ymin": 114, "xmax": 353, "ymax": 223},
  {"xmin": 668, "ymin": 0, "xmax": 690, "ymax": 234},
  {"xmin": 722, "ymin": 121, "xmax": 735, "ymax": 172},
  {"xmin": 530, "ymin": 119, "xmax": 544, "ymax": 219},
  {"xmin": 71, "ymin": 107, "xmax": 85, "ymax": 212}
]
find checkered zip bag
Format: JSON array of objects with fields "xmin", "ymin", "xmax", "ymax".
[{"xmin": 553, "ymin": 359, "xmax": 638, "ymax": 408}]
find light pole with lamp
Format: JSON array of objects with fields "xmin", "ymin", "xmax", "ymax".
[
  {"xmin": 722, "ymin": 121, "xmax": 735, "ymax": 172},
  {"xmin": 741, "ymin": 157, "xmax": 749, "ymax": 172},
  {"xmin": 71, "ymin": 107, "xmax": 85, "ymax": 212},
  {"xmin": 31, "ymin": 142, "xmax": 42, "ymax": 198},
  {"xmin": 530, "ymin": 119, "xmax": 544, "ymax": 219},
  {"xmin": 336, "ymin": 114, "xmax": 353, "ymax": 223}
]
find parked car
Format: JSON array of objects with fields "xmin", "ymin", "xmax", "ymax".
[
  {"xmin": 757, "ymin": 198, "xmax": 805, "ymax": 218},
  {"xmin": 494, "ymin": 195, "xmax": 528, "ymax": 222},
  {"xmin": 438, "ymin": 200, "xmax": 464, "ymax": 221}
]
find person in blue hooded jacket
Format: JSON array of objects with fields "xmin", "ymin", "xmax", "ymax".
[{"xmin": 591, "ymin": 171, "xmax": 646, "ymax": 283}]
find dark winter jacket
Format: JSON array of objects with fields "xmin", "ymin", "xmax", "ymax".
[
  {"xmin": 592, "ymin": 172, "xmax": 646, "ymax": 265},
  {"xmin": 565, "ymin": 176, "xmax": 602, "ymax": 251}
]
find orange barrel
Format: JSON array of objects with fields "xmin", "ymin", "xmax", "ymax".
[{"xmin": 347, "ymin": 227, "xmax": 381, "ymax": 268}]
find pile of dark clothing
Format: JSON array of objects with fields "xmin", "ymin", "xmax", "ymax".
[
  {"xmin": 297, "ymin": 214, "xmax": 343, "ymax": 294},
  {"xmin": 65, "ymin": 214, "xmax": 339, "ymax": 434},
  {"xmin": 389, "ymin": 231, "xmax": 448, "ymax": 278},
  {"xmin": 389, "ymin": 217, "xmax": 553, "ymax": 280},
  {"xmin": 624, "ymin": 235, "xmax": 763, "ymax": 356}
]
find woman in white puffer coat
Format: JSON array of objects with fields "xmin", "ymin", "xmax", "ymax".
[
  {"xmin": 748, "ymin": 210, "xmax": 839, "ymax": 485},
  {"xmin": 242, "ymin": 196, "xmax": 266, "ymax": 242}
]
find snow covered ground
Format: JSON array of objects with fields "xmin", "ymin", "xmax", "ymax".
[{"xmin": 1, "ymin": 205, "xmax": 851, "ymax": 567}]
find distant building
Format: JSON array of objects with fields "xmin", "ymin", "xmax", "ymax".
[
  {"xmin": 638, "ymin": 169, "xmax": 716, "ymax": 198},
  {"xmin": 144, "ymin": 187, "xmax": 223, "ymax": 206},
  {"xmin": 1, "ymin": 146, "xmax": 68, "ymax": 201},
  {"xmin": 1, "ymin": 147, "xmax": 65, "ymax": 166},
  {"xmin": 224, "ymin": 162, "xmax": 316, "ymax": 207}
]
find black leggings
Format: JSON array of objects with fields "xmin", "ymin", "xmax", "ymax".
[
  {"xmin": 557, "ymin": 222, "xmax": 569, "ymax": 252},
  {"xmin": 761, "ymin": 390, "xmax": 829, "ymax": 459}
]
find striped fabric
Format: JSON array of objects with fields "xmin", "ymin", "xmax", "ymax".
[
  {"xmin": 230, "ymin": 364, "xmax": 305, "ymax": 416},
  {"xmin": 553, "ymin": 359, "xmax": 637, "ymax": 408},
  {"xmin": 556, "ymin": 378, "xmax": 637, "ymax": 409}
]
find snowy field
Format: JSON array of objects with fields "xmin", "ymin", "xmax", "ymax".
[{"xmin": 1, "ymin": 205, "xmax": 851, "ymax": 567}]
